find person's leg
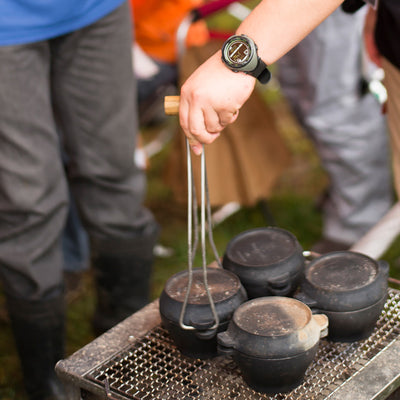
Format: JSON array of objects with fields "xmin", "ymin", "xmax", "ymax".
[
  {"xmin": 62, "ymin": 187, "xmax": 90, "ymax": 301},
  {"xmin": 382, "ymin": 58, "xmax": 400, "ymax": 199},
  {"xmin": 61, "ymin": 146, "xmax": 90, "ymax": 278},
  {"xmin": 7, "ymin": 295, "xmax": 66, "ymax": 400},
  {"xmin": 0, "ymin": 42, "xmax": 68, "ymax": 399},
  {"xmin": 51, "ymin": 1, "xmax": 159, "ymax": 334},
  {"xmin": 278, "ymin": 8, "xmax": 393, "ymax": 250}
]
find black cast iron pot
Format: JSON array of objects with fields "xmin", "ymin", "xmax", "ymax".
[
  {"xmin": 159, "ymin": 267, "xmax": 248, "ymax": 359},
  {"xmin": 295, "ymin": 251, "xmax": 389, "ymax": 342},
  {"xmin": 222, "ymin": 227, "xmax": 305, "ymax": 298},
  {"xmin": 217, "ymin": 297, "xmax": 328, "ymax": 394}
]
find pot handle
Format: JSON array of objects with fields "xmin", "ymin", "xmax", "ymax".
[
  {"xmin": 313, "ymin": 314, "xmax": 329, "ymax": 338},
  {"xmin": 190, "ymin": 317, "xmax": 218, "ymax": 339},
  {"xmin": 302, "ymin": 250, "xmax": 321, "ymax": 261},
  {"xmin": 195, "ymin": 328, "xmax": 217, "ymax": 340},
  {"xmin": 267, "ymin": 272, "xmax": 291, "ymax": 295},
  {"xmin": 217, "ymin": 331, "xmax": 235, "ymax": 356},
  {"xmin": 294, "ymin": 291, "xmax": 319, "ymax": 308}
]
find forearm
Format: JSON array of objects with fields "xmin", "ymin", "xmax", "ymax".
[{"xmin": 236, "ymin": 0, "xmax": 344, "ymax": 64}]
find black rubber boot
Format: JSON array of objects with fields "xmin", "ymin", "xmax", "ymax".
[
  {"xmin": 91, "ymin": 223, "xmax": 159, "ymax": 335},
  {"xmin": 6, "ymin": 295, "xmax": 67, "ymax": 400}
]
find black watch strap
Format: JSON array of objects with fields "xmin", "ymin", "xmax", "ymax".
[{"xmin": 250, "ymin": 59, "xmax": 271, "ymax": 84}]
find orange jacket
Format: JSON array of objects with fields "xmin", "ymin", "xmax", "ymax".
[{"xmin": 131, "ymin": 0, "xmax": 209, "ymax": 64}]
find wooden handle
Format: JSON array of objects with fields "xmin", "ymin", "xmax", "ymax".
[{"xmin": 164, "ymin": 95, "xmax": 180, "ymax": 115}]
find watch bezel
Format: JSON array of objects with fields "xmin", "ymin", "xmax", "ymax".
[{"xmin": 222, "ymin": 34, "xmax": 259, "ymax": 73}]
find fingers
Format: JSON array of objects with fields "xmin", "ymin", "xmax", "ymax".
[
  {"xmin": 204, "ymin": 107, "xmax": 225, "ymax": 134},
  {"xmin": 179, "ymin": 97, "xmax": 209, "ymax": 155},
  {"xmin": 220, "ymin": 109, "xmax": 239, "ymax": 126},
  {"xmin": 179, "ymin": 98, "xmax": 239, "ymax": 155}
]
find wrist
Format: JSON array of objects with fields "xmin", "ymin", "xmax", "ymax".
[{"xmin": 220, "ymin": 34, "xmax": 271, "ymax": 84}]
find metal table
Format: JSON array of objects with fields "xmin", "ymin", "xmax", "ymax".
[{"xmin": 56, "ymin": 288, "xmax": 400, "ymax": 400}]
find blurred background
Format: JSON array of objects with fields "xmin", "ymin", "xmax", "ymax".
[{"xmin": 1, "ymin": 1, "xmax": 400, "ymax": 398}]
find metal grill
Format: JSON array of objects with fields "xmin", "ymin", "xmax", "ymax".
[{"xmin": 85, "ymin": 289, "xmax": 400, "ymax": 400}]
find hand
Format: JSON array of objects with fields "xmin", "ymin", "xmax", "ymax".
[
  {"xmin": 179, "ymin": 51, "xmax": 256, "ymax": 155},
  {"xmin": 363, "ymin": 6, "xmax": 381, "ymax": 67}
]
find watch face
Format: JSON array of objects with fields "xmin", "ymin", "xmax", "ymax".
[
  {"xmin": 221, "ymin": 34, "xmax": 270, "ymax": 83},
  {"xmin": 224, "ymin": 36, "xmax": 252, "ymax": 68}
]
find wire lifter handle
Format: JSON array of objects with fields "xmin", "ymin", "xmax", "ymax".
[{"xmin": 178, "ymin": 140, "xmax": 220, "ymax": 331}]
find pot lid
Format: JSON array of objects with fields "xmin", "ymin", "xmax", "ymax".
[
  {"xmin": 233, "ymin": 297, "xmax": 311, "ymax": 337},
  {"xmin": 305, "ymin": 251, "xmax": 378, "ymax": 292},
  {"xmin": 225, "ymin": 227, "xmax": 301, "ymax": 267},
  {"xmin": 164, "ymin": 268, "xmax": 242, "ymax": 305}
]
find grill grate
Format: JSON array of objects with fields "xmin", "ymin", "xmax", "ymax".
[{"xmin": 85, "ymin": 289, "xmax": 400, "ymax": 399}]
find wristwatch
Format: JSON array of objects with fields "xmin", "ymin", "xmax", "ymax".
[{"xmin": 221, "ymin": 34, "xmax": 271, "ymax": 84}]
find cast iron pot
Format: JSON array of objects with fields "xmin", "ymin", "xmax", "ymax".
[
  {"xmin": 222, "ymin": 227, "xmax": 305, "ymax": 298},
  {"xmin": 295, "ymin": 251, "xmax": 389, "ymax": 342},
  {"xmin": 159, "ymin": 267, "xmax": 248, "ymax": 359},
  {"xmin": 217, "ymin": 297, "xmax": 328, "ymax": 394}
]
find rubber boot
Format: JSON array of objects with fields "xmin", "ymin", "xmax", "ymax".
[
  {"xmin": 91, "ymin": 222, "xmax": 159, "ymax": 335},
  {"xmin": 6, "ymin": 295, "xmax": 67, "ymax": 400}
]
